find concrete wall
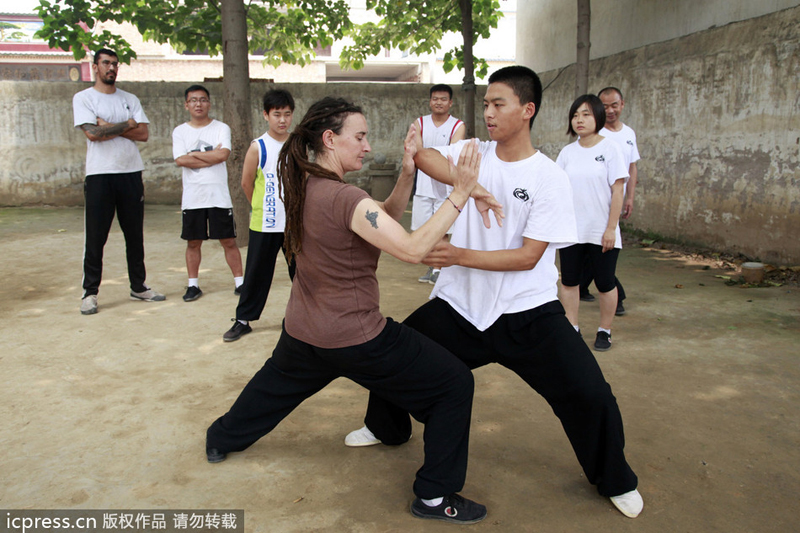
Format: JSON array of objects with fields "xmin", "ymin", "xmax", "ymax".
[
  {"xmin": 0, "ymin": 81, "xmax": 486, "ymax": 206},
  {"xmin": 531, "ymin": 6, "xmax": 800, "ymax": 265},
  {"xmin": 518, "ymin": 0, "xmax": 800, "ymax": 72}
]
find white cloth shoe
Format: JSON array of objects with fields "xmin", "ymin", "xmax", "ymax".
[
  {"xmin": 80, "ymin": 295, "xmax": 98, "ymax": 315},
  {"xmin": 344, "ymin": 426, "xmax": 381, "ymax": 447},
  {"xmin": 610, "ymin": 489, "xmax": 643, "ymax": 518}
]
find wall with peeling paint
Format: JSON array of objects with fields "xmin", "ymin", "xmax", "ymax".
[
  {"xmin": 0, "ymin": 80, "xmax": 487, "ymax": 207},
  {"xmin": 532, "ymin": 6, "xmax": 800, "ymax": 264}
]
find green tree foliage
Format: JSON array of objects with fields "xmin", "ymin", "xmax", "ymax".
[
  {"xmin": 34, "ymin": 0, "xmax": 353, "ymax": 67},
  {"xmin": 339, "ymin": 0, "xmax": 502, "ymax": 79}
]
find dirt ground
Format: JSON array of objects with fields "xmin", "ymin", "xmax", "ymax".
[{"xmin": 1, "ymin": 204, "xmax": 799, "ymax": 533}]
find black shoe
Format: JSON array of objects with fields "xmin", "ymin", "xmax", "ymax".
[
  {"xmin": 594, "ymin": 331, "xmax": 612, "ymax": 351},
  {"xmin": 183, "ymin": 286, "xmax": 203, "ymax": 302},
  {"xmin": 410, "ymin": 494, "xmax": 487, "ymax": 524},
  {"xmin": 206, "ymin": 447, "xmax": 227, "ymax": 463},
  {"xmin": 580, "ymin": 291, "xmax": 596, "ymax": 302},
  {"xmin": 234, "ymin": 285, "xmax": 243, "ymax": 296},
  {"xmin": 223, "ymin": 319, "xmax": 252, "ymax": 342},
  {"xmin": 615, "ymin": 302, "xmax": 626, "ymax": 316}
]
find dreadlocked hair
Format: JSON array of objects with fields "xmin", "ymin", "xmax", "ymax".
[{"xmin": 278, "ymin": 97, "xmax": 364, "ymax": 260}]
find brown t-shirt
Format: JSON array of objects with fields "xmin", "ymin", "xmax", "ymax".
[{"xmin": 284, "ymin": 177, "xmax": 387, "ymax": 348}]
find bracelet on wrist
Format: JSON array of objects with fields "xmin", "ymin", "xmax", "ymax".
[{"xmin": 446, "ymin": 196, "xmax": 462, "ymax": 213}]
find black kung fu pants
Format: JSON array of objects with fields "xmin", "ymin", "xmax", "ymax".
[
  {"xmin": 207, "ymin": 318, "xmax": 475, "ymax": 499},
  {"xmin": 363, "ymin": 298, "xmax": 639, "ymax": 498}
]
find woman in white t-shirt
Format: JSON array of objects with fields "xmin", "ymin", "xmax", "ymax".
[{"xmin": 556, "ymin": 95, "xmax": 628, "ymax": 352}]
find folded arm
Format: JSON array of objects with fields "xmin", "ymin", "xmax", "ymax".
[
  {"xmin": 81, "ymin": 117, "xmax": 145, "ymax": 142},
  {"xmin": 176, "ymin": 144, "xmax": 230, "ymax": 169}
]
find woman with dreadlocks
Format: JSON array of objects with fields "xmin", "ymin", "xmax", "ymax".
[{"xmin": 205, "ymin": 97, "xmax": 495, "ymax": 523}]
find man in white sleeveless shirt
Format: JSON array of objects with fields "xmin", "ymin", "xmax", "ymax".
[{"xmin": 411, "ymin": 84, "xmax": 466, "ymax": 284}]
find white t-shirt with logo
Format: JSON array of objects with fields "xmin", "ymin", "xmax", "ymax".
[
  {"xmin": 429, "ymin": 140, "xmax": 578, "ymax": 332},
  {"xmin": 599, "ymin": 124, "xmax": 640, "ymax": 167},
  {"xmin": 556, "ymin": 137, "xmax": 629, "ymax": 248},
  {"xmin": 172, "ymin": 119, "xmax": 233, "ymax": 210},
  {"xmin": 73, "ymin": 87, "xmax": 149, "ymax": 176}
]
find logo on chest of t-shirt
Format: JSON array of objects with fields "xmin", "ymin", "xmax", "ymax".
[
  {"xmin": 595, "ymin": 155, "xmax": 605, "ymax": 162},
  {"xmin": 627, "ymin": 140, "xmax": 634, "ymax": 146},
  {"xmin": 513, "ymin": 188, "xmax": 529, "ymax": 201}
]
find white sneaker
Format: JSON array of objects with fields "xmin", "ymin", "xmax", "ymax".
[
  {"xmin": 344, "ymin": 426, "xmax": 381, "ymax": 447},
  {"xmin": 130, "ymin": 287, "xmax": 166, "ymax": 302},
  {"xmin": 610, "ymin": 489, "xmax": 643, "ymax": 518},
  {"xmin": 80, "ymin": 295, "xmax": 98, "ymax": 315},
  {"xmin": 418, "ymin": 267, "xmax": 434, "ymax": 283}
]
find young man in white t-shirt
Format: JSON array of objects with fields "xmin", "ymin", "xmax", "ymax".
[
  {"xmin": 73, "ymin": 48, "xmax": 165, "ymax": 315},
  {"xmin": 580, "ymin": 87, "xmax": 641, "ymax": 315},
  {"xmin": 410, "ymin": 84, "xmax": 466, "ymax": 284},
  {"xmin": 173, "ymin": 85, "xmax": 242, "ymax": 302},
  {"xmin": 345, "ymin": 66, "xmax": 644, "ymax": 520}
]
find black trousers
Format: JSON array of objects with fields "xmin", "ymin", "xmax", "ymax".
[
  {"xmin": 207, "ymin": 319, "xmax": 475, "ymax": 499},
  {"xmin": 82, "ymin": 172, "xmax": 147, "ymax": 296},
  {"xmin": 235, "ymin": 230, "xmax": 295, "ymax": 322},
  {"xmin": 363, "ymin": 298, "xmax": 638, "ymax": 498}
]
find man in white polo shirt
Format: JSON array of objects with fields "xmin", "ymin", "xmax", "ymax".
[{"xmin": 73, "ymin": 48, "xmax": 165, "ymax": 315}]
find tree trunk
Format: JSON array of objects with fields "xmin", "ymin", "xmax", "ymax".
[
  {"xmin": 576, "ymin": 0, "xmax": 591, "ymax": 98},
  {"xmin": 460, "ymin": 0, "xmax": 475, "ymax": 138},
  {"xmin": 221, "ymin": 0, "xmax": 252, "ymax": 247}
]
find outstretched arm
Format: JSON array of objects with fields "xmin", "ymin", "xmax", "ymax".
[
  {"xmin": 376, "ymin": 124, "xmax": 417, "ymax": 221},
  {"xmin": 351, "ymin": 140, "xmax": 481, "ymax": 264},
  {"xmin": 415, "ymin": 147, "xmax": 504, "ymax": 228},
  {"xmin": 423, "ymin": 237, "xmax": 549, "ymax": 272}
]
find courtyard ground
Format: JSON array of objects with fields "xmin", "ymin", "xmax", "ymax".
[{"xmin": 0, "ymin": 204, "xmax": 798, "ymax": 532}]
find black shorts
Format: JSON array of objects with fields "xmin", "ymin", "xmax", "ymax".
[
  {"xmin": 560, "ymin": 243, "xmax": 620, "ymax": 292},
  {"xmin": 181, "ymin": 207, "xmax": 237, "ymax": 241}
]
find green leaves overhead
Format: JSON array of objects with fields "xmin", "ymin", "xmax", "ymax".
[
  {"xmin": 34, "ymin": 0, "xmax": 350, "ymax": 66},
  {"xmin": 338, "ymin": 0, "xmax": 501, "ymax": 78},
  {"xmin": 33, "ymin": 0, "xmax": 500, "ymax": 77}
]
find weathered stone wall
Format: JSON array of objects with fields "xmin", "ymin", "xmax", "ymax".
[
  {"xmin": 2, "ymin": 6, "xmax": 799, "ymax": 264},
  {"xmin": 0, "ymin": 81, "xmax": 486, "ymax": 207},
  {"xmin": 532, "ymin": 7, "xmax": 800, "ymax": 264}
]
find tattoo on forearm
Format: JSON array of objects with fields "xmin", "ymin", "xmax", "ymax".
[
  {"xmin": 82, "ymin": 121, "xmax": 130, "ymax": 140},
  {"xmin": 365, "ymin": 210, "xmax": 379, "ymax": 229}
]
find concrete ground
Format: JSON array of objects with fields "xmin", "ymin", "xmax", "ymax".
[{"xmin": 1, "ymin": 204, "xmax": 798, "ymax": 532}]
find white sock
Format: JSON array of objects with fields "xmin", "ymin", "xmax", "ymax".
[
  {"xmin": 573, "ymin": 324, "xmax": 580, "ymax": 333},
  {"xmin": 237, "ymin": 319, "xmax": 249, "ymax": 326},
  {"xmin": 188, "ymin": 278, "xmax": 199, "ymax": 288},
  {"xmin": 234, "ymin": 276, "xmax": 244, "ymax": 288},
  {"xmin": 598, "ymin": 327, "xmax": 611, "ymax": 335},
  {"xmin": 432, "ymin": 269, "xmax": 441, "ymax": 274},
  {"xmin": 421, "ymin": 497, "xmax": 443, "ymax": 507}
]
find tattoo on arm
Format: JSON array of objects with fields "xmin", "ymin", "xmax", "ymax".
[
  {"xmin": 81, "ymin": 121, "xmax": 130, "ymax": 140},
  {"xmin": 365, "ymin": 210, "xmax": 379, "ymax": 229}
]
